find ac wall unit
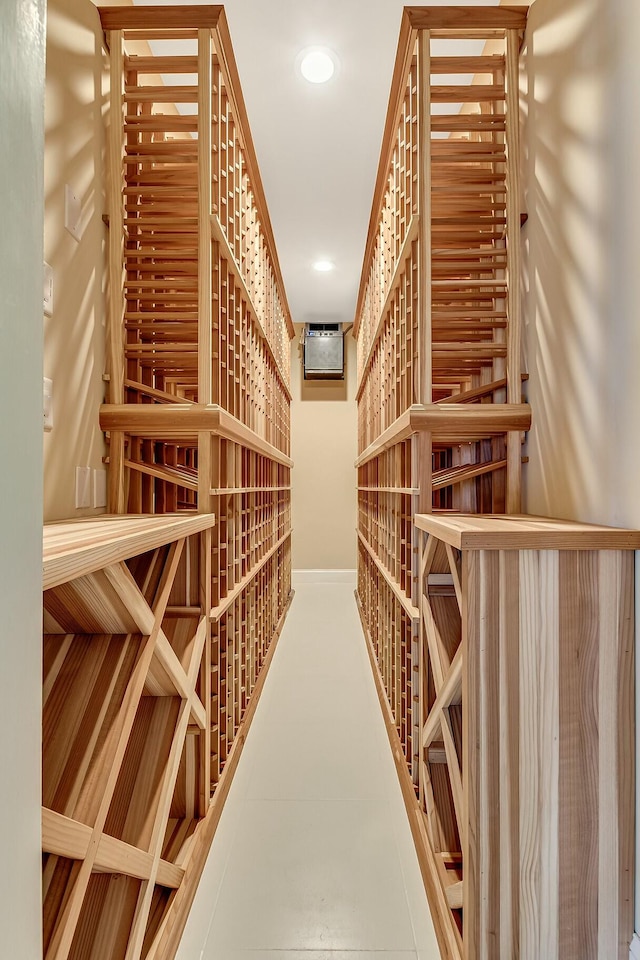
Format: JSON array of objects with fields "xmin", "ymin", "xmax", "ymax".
[{"xmin": 303, "ymin": 322, "xmax": 344, "ymax": 380}]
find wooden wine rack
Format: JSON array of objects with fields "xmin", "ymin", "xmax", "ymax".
[
  {"xmin": 414, "ymin": 513, "xmax": 638, "ymax": 960},
  {"xmin": 355, "ymin": 3, "xmax": 530, "ymax": 792},
  {"xmin": 43, "ymin": 516, "xmax": 215, "ymax": 959},
  {"xmin": 44, "ymin": 7, "xmax": 295, "ymax": 959},
  {"xmin": 97, "ymin": 2, "xmax": 295, "ymax": 791}
]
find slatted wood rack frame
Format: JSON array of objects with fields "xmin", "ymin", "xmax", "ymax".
[
  {"xmin": 43, "ymin": 516, "xmax": 292, "ymax": 960},
  {"xmin": 97, "ymin": 2, "xmax": 295, "ymax": 798},
  {"xmin": 43, "ymin": 7, "xmax": 295, "ymax": 959},
  {"xmin": 354, "ymin": 4, "xmax": 530, "ymax": 797},
  {"xmin": 411, "ymin": 513, "xmax": 638, "ymax": 960}
]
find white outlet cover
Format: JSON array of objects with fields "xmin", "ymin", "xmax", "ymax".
[
  {"xmin": 64, "ymin": 184, "xmax": 82, "ymax": 242},
  {"xmin": 43, "ymin": 262, "xmax": 54, "ymax": 316},
  {"xmin": 43, "ymin": 377, "xmax": 53, "ymax": 432},
  {"xmin": 93, "ymin": 468, "xmax": 107, "ymax": 509},
  {"xmin": 75, "ymin": 466, "xmax": 91, "ymax": 509}
]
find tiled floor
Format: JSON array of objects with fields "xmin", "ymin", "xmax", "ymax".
[{"xmin": 176, "ymin": 580, "xmax": 441, "ymax": 960}]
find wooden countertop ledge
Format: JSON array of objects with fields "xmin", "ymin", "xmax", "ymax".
[
  {"xmin": 414, "ymin": 513, "xmax": 640, "ymax": 551},
  {"xmin": 43, "ymin": 513, "xmax": 216, "ymax": 590}
]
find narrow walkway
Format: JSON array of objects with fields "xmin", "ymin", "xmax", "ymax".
[{"xmin": 176, "ymin": 581, "xmax": 441, "ymax": 960}]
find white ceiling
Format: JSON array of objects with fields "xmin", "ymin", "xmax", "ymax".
[{"xmin": 133, "ymin": 0, "xmax": 501, "ymax": 328}]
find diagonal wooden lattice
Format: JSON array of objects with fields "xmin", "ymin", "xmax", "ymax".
[
  {"xmin": 419, "ymin": 532, "xmax": 464, "ymax": 951},
  {"xmin": 43, "ymin": 517, "xmax": 213, "ymax": 960},
  {"xmin": 43, "ymin": 516, "xmax": 293, "ymax": 960}
]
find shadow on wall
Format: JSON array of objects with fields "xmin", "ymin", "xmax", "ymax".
[
  {"xmin": 43, "ymin": 0, "xmax": 108, "ymax": 521},
  {"xmin": 521, "ymin": 0, "xmax": 619, "ymax": 523}
]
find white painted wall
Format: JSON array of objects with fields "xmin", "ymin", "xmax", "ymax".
[
  {"xmin": 290, "ymin": 325, "xmax": 357, "ymax": 570},
  {"xmin": 0, "ymin": 0, "xmax": 46, "ymax": 954},
  {"xmin": 520, "ymin": 0, "xmax": 640, "ymax": 938}
]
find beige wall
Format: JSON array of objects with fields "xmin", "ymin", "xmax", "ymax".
[
  {"xmin": 520, "ymin": 0, "xmax": 640, "ymax": 938},
  {"xmin": 290, "ymin": 325, "xmax": 358, "ymax": 570},
  {"xmin": 43, "ymin": 0, "xmax": 109, "ymax": 521},
  {"xmin": 520, "ymin": 0, "xmax": 640, "ymax": 529}
]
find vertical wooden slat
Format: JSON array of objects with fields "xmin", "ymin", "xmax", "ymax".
[
  {"xmin": 597, "ymin": 551, "xmax": 634, "ymax": 960},
  {"xmin": 198, "ymin": 27, "xmax": 213, "ymax": 406},
  {"xmin": 197, "ymin": 431, "xmax": 212, "ymax": 516},
  {"xmin": 199, "ymin": 528, "xmax": 212, "ymax": 815},
  {"xmin": 498, "ymin": 549, "xmax": 520, "ymax": 959},
  {"xmin": 478, "ymin": 550, "xmax": 500, "ymax": 958},
  {"xmin": 558, "ymin": 551, "xmax": 599, "ymax": 960},
  {"xmin": 518, "ymin": 549, "xmax": 559, "ymax": 960},
  {"xmin": 505, "ymin": 28, "xmax": 522, "ymax": 513},
  {"xmin": 107, "ymin": 30, "xmax": 126, "ymax": 513},
  {"xmin": 462, "ymin": 549, "xmax": 479, "ymax": 960},
  {"xmin": 417, "ymin": 30, "xmax": 432, "ymax": 406}
]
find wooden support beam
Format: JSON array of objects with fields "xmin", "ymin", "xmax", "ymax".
[
  {"xmin": 106, "ymin": 29, "xmax": 126, "ymax": 514},
  {"xmin": 505, "ymin": 28, "xmax": 523, "ymax": 513},
  {"xmin": 198, "ymin": 28, "xmax": 213, "ymax": 406},
  {"xmin": 418, "ymin": 31, "xmax": 433, "ymax": 406},
  {"xmin": 405, "ymin": 7, "xmax": 528, "ymax": 30},
  {"xmin": 99, "ymin": 404, "xmax": 293, "ymax": 467},
  {"xmin": 355, "ymin": 404, "xmax": 531, "ymax": 468}
]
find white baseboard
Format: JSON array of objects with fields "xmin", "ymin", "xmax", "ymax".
[
  {"xmin": 630, "ymin": 933, "xmax": 640, "ymax": 960},
  {"xmin": 292, "ymin": 568, "xmax": 357, "ymax": 587}
]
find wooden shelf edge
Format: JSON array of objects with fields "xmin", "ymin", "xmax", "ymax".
[
  {"xmin": 354, "ymin": 591, "xmax": 463, "ymax": 960},
  {"xmin": 355, "ymin": 403, "xmax": 531, "ymax": 468},
  {"xmin": 99, "ymin": 5, "xmax": 224, "ymax": 30},
  {"xmin": 99, "ymin": 404, "xmax": 293, "ymax": 467},
  {"xmin": 413, "ymin": 513, "xmax": 640, "ymax": 551},
  {"xmin": 405, "ymin": 6, "xmax": 529, "ymax": 30},
  {"xmin": 43, "ymin": 514, "xmax": 216, "ymax": 591},
  {"xmin": 355, "ymin": 409, "xmax": 414, "ymax": 468},
  {"xmin": 210, "ymin": 485, "xmax": 292, "ymax": 496}
]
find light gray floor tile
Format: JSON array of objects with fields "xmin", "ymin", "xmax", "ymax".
[{"xmin": 176, "ymin": 585, "xmax": 440, "ymax": 960}]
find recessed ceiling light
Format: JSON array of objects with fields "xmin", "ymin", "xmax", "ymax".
[
  {"xmin": 299, "ymin": 48, "xmax": 336, "ymax": 84},
  {"xmin": 313, "ymin": 260, "xmax": 334, "ymax": 272}
]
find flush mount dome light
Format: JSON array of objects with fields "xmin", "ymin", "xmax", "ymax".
[
  {"xmin": 313, "ymin": 260, "xmax": 335, "ymax": 272},
  {"xmin": 299, "ymin": 48, "xmax": 336, "ymax": 84}
]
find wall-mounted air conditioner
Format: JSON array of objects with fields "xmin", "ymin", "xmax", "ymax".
[{"xmin": 303, "ymin": 322, "xmax": 344, "ymax": 380}]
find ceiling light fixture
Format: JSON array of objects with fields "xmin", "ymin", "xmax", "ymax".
[
  {"xmin": 299, "ymin": 48, "xmax": 336, "ymax": 84},
  {"xmin": 313, "ymin": 260, "xmax": 334, "ymax": 272}
]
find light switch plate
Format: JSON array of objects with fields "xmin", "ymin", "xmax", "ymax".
[
  {"xmin": 64, "ymin": 184, "xmax": 82, "ymax": 242},
  {"xmin": 43, "ymin": 262, "xmax": 54, "ymax": 316},
  {"xmin": 75, "ymin": 466, "xmax": 91, "ymax": 509},
  {"xmin": 93, "ymin": 468, "xmax": 107, "ymax": 508},
  {"xmin": 43, "ymin": 377, "xmax": 53, "ymax": 431}
]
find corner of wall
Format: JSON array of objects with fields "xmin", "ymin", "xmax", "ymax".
[{"xmin": 43, "ymin": 0, "xmax": 110, "ymax": 521}]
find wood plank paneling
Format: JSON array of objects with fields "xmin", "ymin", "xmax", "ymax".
[
  {"xmin": 558, "ymin": 551, "xmax": 599, "ymax": 960},
  {"xmin": 519, "ymin": 548, "xmax": 560, "ymax": 960},
  {"xmin": 409, "ymin": 519, "xmax": 635, "ymax": 960},
  {"xmin": 498, "ymin": 549, "xmax": 519, "ymax": 959}
]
